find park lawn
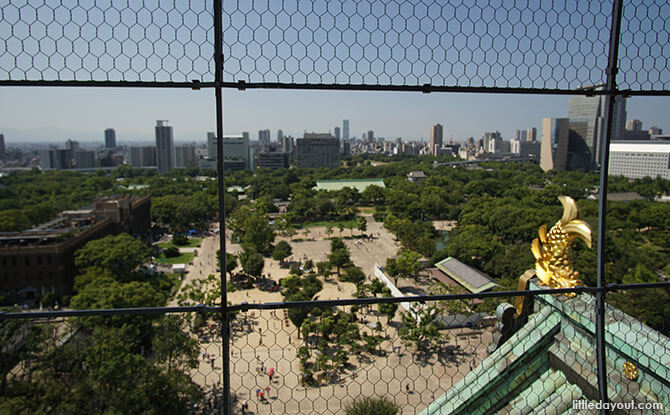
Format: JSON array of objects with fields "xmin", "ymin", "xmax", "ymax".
[
  {"xmin": 158, "ymin": 237, "xmax": 202, "ymax": 250},
  {"xmin": 155, "ymin": 252, "xmax": 195, "ymax": 265},
  {"xmin": 357, "ymin": 206, "xmax": 375, "ymax": 214}
]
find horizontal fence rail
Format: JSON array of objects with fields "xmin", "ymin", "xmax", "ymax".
[{"xmin": 0, "ymin": 1, "xmax": 668, "ymax": 94}]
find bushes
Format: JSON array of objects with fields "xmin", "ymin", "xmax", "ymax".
[{"xmin": 344, "ymin": 397, "xmax": 399, "ymax": 415}]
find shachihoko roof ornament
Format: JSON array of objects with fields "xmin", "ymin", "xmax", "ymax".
[{"xmin": 531, "ymin": 196, "xmax": 592, "ymax": 296}]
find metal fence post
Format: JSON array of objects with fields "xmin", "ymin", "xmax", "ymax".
[
  {"xmin": 213, "ymin": 0, "xmax": 230, "ymax": 413},
  {"xmin": 596, "ymin": 0, "xmax": 625, "ymax": 413}
]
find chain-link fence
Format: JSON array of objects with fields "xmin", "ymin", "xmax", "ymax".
[{"xmin": 3, "ymin": 286, "xmax": 669, "ymax": 414}]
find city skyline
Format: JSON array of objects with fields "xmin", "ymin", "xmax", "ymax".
[{"xmin": 1, "ymin": 87, "xmax": 669, "ymax": 145}]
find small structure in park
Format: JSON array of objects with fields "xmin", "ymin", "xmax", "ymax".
[
  {"xmin": 315, "ymin": 179, "xmax": 385, "ymax": 192},
  {"xmin": 422, "ymin": 196, "xmax": 669, "ymax": 414},
  {"xmin": 429, "ymin": 257, "xmax": 498, "ymax": 295}
]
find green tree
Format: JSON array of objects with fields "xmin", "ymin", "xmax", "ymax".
[
  {"xmin": 399, "ymin": 305, "xmax": 444, "ymax": 352},
  {"xmin": 328, "ymin": 249, "xmax": 351, "ymax": 277},
  {"xmin": 272, "ymin": 240, "xmax": 293, "ymax": 263},
  {"xmin": 74, "ymin": 233, "xmax": 151, "ymax": 277},
  {"xmin": 357, "ymin": 216, "xmax": 367, "ymax": 236},
  {"xmin": 239, "ymin": 246, "xmax": 265, "ymax": 278},
  {"xmin": 386, "ymin": 249, "xmax": 422, "ymax": 286}
]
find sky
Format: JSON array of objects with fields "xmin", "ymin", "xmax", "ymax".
[{"xmin": 1, "ymin": 87, "xmax": 669, "ymax": 145}]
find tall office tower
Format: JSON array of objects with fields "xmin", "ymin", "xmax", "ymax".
[
  {"xmin": 281, "ymin": 135, "xmax": 294, "ymax": 155},
  {"xmin": 155, "ymin": 120, "xmax": 175, "ymax": 174},
  {"xmin": 514, "ymin": 130, "xmax": 527, "ymax": 142},
  {"xmin": 540, "ymin": 118, "xmax": 592, "ymax": 172},
  {"xmin": 649, "ymin": 126, "xmax": 663, "ymax": 136},
  {"xmin": 277, "ymin": 129, "xmax": 283, "ymax": 142},
  {"xmin": 129, "ymin": 146, "xmax": 157, "ymax": 167},
  {"xmin": 296, "ymin": 134, "xmax": 340, "ymax": 168},
  {"xmin": 334, "ymin": 126, "xmax": 341, "ymax": 139},
  {"xmin": 175, "ymin": 145, "xmax": 197, "ymax": 168},
  {"xmin": 65, "ymin": 139, "xmax": 79, "ymax": 153},
  {"xmin": 367, "ymin": 130, "xmax": 374, "ymax": 142},
  {"xmin": 207, "ymin": 132, "xmax": 217, "ymax": 159},
  {"xmin": 526, "ymin": 127, "xmax": 537, "ymax": 142},
  {"xmin": 568, "ymin": 94, "xmax": 626, "ymax": 166},
  {"xmin": 482, "ymin": 131, "xmax": 502, "ymax": 153},
  {"xmin": 258, "ymin": 129, "xmax": 271, "ymax": 146},
  {"xmin": 75, "ymin": 150, "xmax": 96, "ymax": 168},
  {"xmin": 343, "ymin": 119, "xmax": 350, "ymax": 140},
  {"xmin": 626, "ymin": 119, "xmax": 642, "ymax": 131},
  {"xmin": 430, "ymin": 124, "xmax": 443, "ymax": 155},
  {"xmin": 221, "ymin": 135, "xmax": 251, "ymax": 170},
  {"xmin": 104, "ymin": 128, "xmax": 116, "ymax": 148},
  {"xmin": 0, "ymin": 134, "xmax": 5, "ymax": 159}
]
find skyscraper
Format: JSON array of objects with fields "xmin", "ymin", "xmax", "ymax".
[
  {"xmin": 367, "ymin": 130, "xmax": 374, "ymax": 142},
  {"xmin": 258, "ymin": 129, "xmax": 271, "ymax": 146},
  {"xmin": 207, "ymin": 132, "xmax": 217, "ymax": 159},
  {"xmin": 104, "ymin": 128, "xmax": 116, "ymax": 148},
  {"xmin": 334, "ymin": 126, "xmax": 341, "ymax": 139},
  {"xmin": 155, "ymin": 120, "xmax": 175, "ymax": 174},
  {"xmin": 277, "ymin": 129, "xmax": 283, "ymax": 142},
  {"xmin": 526, "ymin": 127, "xmax": 537, "ymax": 142},
  {"xmin": 568, "ymin": 94, "xmax": 626, "ymax": 166},
  {"xmin": 343, "ymin": 120, "xmax": 350, "ymax": 140},
  {"xmin": 626, "ymin": 119, "xmax": 642, "ymax": 131},
  {"xmin": 430, "ymin": 124, "xmax": 443, "ymax": 155},
  {"xmin": 0, "ymin": 133, "xmax": 6, "ymax": 159},
  {"xmin": 540, "ymin": 118, "xmax": 592, "ymax": 172}
]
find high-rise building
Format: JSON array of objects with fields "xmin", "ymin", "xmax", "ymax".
[
  {"xmin": 649, "ymin": 126, "xmax": 663, "ymax": 136},
  {"xmin": 343, "ymin": 119, "xmax": 350, "ymax": 140},
  {"xmin": 129, "ymin": 146, "xmax": 157, "ymax": 167},
  {"xmin": 568, "ymin": 94, "xmax": 626, "ymax": 165},
  {"xmin": 526, "ymin": 127, "xmax": 537, "ymax": 142},
  {"xmin": 626, "ymin": 119, "xmax": 642, "ymax": 131},
  {"xmin": 334, "ymin": 126, "xmax": 341, "ymax": 139},
  {"xmin": 175, "ymin": 145, "xmax": 197, "ymax": 168},
  {"xmin": 155, "ymin": 120, "xmax": 175, "ymax": 174},
  {"xmin": 104, "ymin": 128, "xmax": 116, "ymax": 148},
  {"xmin": 482, "ymin": 131, "xmax": 502, "ymax": 153},
  {"xmin": 540, "ymin": 118, "xmax": 592, "ymax": 172},
  {"xmin": 281, "ymin": 135, "xmax": 294, "ymax": 156},
  {"xmin": 65, "ymin": 139, "xmax": 79, "ymax": 154},
  {"xmin": 0, "ymin": 133, "xmax": 5, "ymax": 159},
  {"xmin": 207, "ymin": 132, "xmax": 217, "ymax": 159},
  {"xmin": 367, "ymin": 130, "xmax": 375, "ymax": 142},
  {"xmin": 430, "ymin": 124, "xmax": 443, "ymax": 155},
  {"xmin": 515, "ymin": 130, "xmax": 528, "ymax": 142},
  {"xmin": 609, "ymin": 141, "xmax": 670, "ymax": 179},
  {"xmin": 277, "ymin": 129, "xmax": 283, "ymax": 143},
  {"xmin": 258, "ymin": 129, "xmax": 271, "ymax": 146},
  {"xmin": 296, "ymin": 133, "xmax": 340, "ymax": 168},
  {"xmin": 74, "ymin": 151, "xmax": 96, "ymax": 168}
]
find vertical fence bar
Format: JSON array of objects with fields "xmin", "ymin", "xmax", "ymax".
[
  {"xmin": 596, "ymin": 0, "xmax": 624, "ymax": 412},
  {"xmin": 213, "ymin": 0, "xmax": 230, "ymax": 413}
]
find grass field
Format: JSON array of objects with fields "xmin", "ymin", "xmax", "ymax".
[
  {"xmin": 158, "ymin": 237, "xmax": 202, "ymax": 250},
  {"xmin": 155, "ymin": 252, "xmax": 195, "ymax": 264},
  {"xmin": 299, "ymin": 219, "xmax": 359, "ymax": 230}
]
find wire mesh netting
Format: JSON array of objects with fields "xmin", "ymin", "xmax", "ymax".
[
  {"xmin": 618, "ymin": 0, "xmax": 670, "ymax": 91},
  {"xmin": 0, "ymin": 0, "xmax": 214, "ymax": 83},
  {"xmin": 222, "ymin": 0, "xmax": 614, "ymax": 90},
  {"xmin": 0, "ymin": 311, "xmax": 222, "ymax": 413}
]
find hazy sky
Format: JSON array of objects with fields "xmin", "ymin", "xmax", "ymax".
[{"xmin": 1, "ymin": 87, "xmax": 668, "ymax": 144}]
